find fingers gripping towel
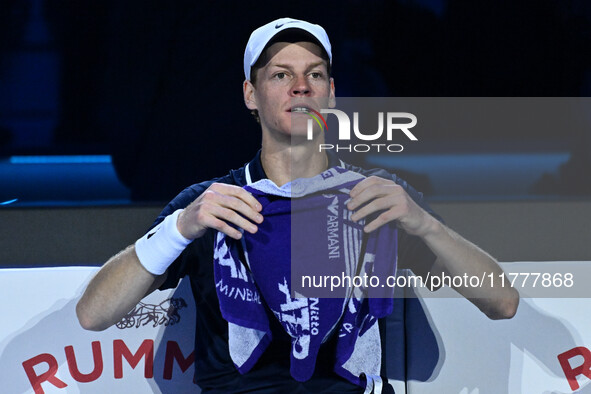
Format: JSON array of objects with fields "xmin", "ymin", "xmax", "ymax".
[{"xmin": 213, "ymin": 166, "xmax": 398, "ymax": 388}]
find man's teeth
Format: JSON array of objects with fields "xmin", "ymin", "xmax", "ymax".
[{"xmin": 292, "ymin": 107, "xmax": 309, "ymax": 113}]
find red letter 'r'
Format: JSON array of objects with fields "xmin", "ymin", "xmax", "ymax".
[{"xmin": 558, "ymin": 346, "xmax": 591, "ymax": 391}]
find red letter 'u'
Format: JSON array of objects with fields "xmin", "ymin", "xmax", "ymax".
[{"xmin": 65, "ymin": 341, "xmax": 103, "ymax": 383}]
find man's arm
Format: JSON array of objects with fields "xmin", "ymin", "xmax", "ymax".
[
  {"xmin": 76, "ymin": 246, "xmax": 166, "ymax": 331},
  {"xmin": 76, "ymin": 183, "xmax": 263, "ymax": 331},
  {"xmin": 347, "ymin": 176, "xmax": 519, "ymax": 320},
  {"xmin": 419, "ymin": 222, "xmax": 518, "ymax": 320}
]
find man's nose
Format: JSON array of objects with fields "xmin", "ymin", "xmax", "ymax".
[{"xmin": 290, "ymin": 75, "xmax": 311, "ymax": 96}]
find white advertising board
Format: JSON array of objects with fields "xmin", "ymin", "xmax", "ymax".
[
  {"xmin": 0, "ymin": 267, "xmax": 198, "ymax": 394},
  {"xmin": 2, "ymin": 262, "xmax": 590, "ymax": 393}
]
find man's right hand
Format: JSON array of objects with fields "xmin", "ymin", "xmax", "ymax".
[{"xmin": 177, "ymin": 183, "xmax": 264, "ymax": 240}]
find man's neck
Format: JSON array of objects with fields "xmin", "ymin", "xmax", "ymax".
[{"xmin": 260, "ymin": 143, "xmax": 328, "ymax": 186}]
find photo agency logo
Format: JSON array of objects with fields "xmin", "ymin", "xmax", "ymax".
[{"xmin": 301, "ymin": 107, "xmax": 418, "ymax": 153}]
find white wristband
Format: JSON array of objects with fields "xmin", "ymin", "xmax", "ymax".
[{"xmin": 135, "ymin": 209, "xmax": 192, "ymax": 275}]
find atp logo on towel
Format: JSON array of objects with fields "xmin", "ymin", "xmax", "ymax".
[
  {"xmin": 214, "ymin": 232, "xmax": 262, "ymax": 305},
  {"xmin": 274, "ymin": 279, "xmax": 320, "ymax": 360},
  {"xmin": 215, "ymin": 235, "xmax": 248, "ymax": 281}
]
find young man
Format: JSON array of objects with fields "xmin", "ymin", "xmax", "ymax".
[{"xmin": 77, "ymin": 18, "xmax": 518, "ymax": 393}]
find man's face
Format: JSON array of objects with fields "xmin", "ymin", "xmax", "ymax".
[{"xmin": 244, "ymin": 41, "xmax": 335, "ymax": 141}]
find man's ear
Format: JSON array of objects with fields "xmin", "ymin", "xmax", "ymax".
[
  {"xmin": 244, "ymin": 80, "xmax": 257, "ymax": 110},
  {"xmin": 328, "ymin": 77, "xmax": 336, "ymax": 108}
]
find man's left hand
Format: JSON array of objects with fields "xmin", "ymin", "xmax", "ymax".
[{"xmin": 347, "ymin": 176, "xmax": 436, "ymax": 236}]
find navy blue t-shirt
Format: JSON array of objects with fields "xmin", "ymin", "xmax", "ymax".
[{"xmin": 157, "ymin": 151, "xmax": 438, "ymax": 393}]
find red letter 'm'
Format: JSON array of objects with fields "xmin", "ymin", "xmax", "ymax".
[
  {"xmin": 163, "ymin": 341, "xmax": 194, "ymax": 380},
  {"xmin": 113, "ymin": 339, "xmax": 154, "ymax": 379}
]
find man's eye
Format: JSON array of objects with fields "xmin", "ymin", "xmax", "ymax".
[
  {"xmin": 310, "ymin": 72, "xmax": 322, "ymax": 79},
  {"xmin": 275, "ymin": 72, "xmax": 286, "ymax": 79}
]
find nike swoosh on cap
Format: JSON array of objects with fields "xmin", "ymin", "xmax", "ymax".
[{"xmin": 275, "ymin": 21, "xmax": 299, "ymax": 29}]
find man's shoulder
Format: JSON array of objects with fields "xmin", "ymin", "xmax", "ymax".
[
  {"xmin": 172, "ymin": 169, "xmax": 245, "ymax": 206},
  {"xmin": 339, "ymin": 160, "xmax": 418, "ymax": 195},
  {"xmin": 341, "ymin": 162, "xmax": 394, "ymax": 179}
]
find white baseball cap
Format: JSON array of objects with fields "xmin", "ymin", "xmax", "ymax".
[{"xmin": 243, "ymin": 17, "xmax": 332, "ymax": 81}]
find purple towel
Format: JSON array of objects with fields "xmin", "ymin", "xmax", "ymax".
[{"xmin": 213, "ymin": 167, "xmax": 398, "ymax": 390}]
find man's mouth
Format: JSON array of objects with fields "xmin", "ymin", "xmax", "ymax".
[{"xmin": 289, "ymin": 106, "xmax": 312, "ymax": 113}]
